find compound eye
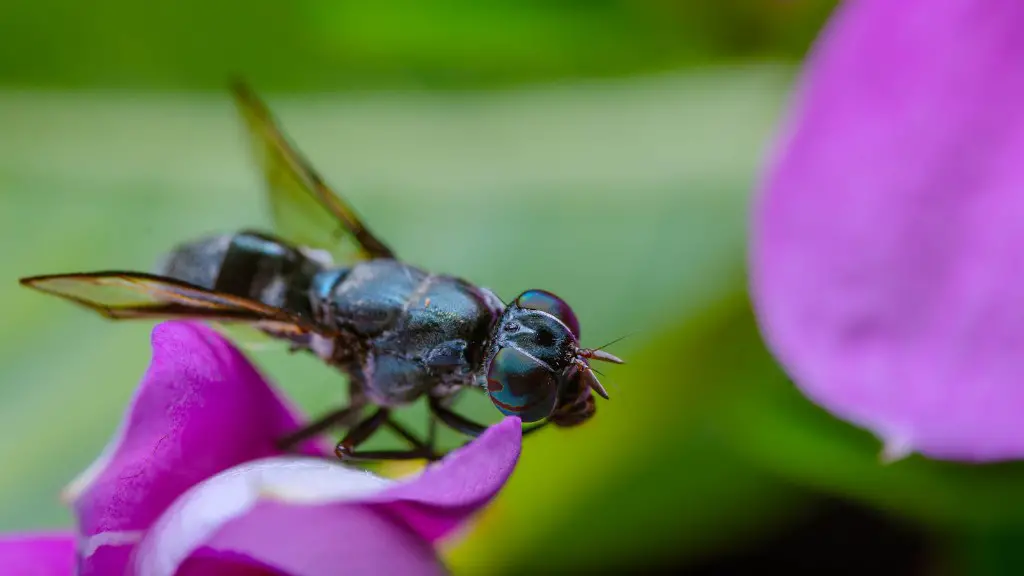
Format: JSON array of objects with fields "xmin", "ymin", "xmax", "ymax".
[
  {"xmin": 486, "ymin": 347, "xmax": 559, "ymax": 422},
  {"xmin": 515, "ymin": 289, "xmax": 581, "ymax": 338}
]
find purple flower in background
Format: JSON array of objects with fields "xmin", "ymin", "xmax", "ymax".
[
  {"xmin": 0, "ymin": 322, "xmax": 521, "ymax": 575},
  {"xmin": 751, "ymin": 0, "xmax": 1024, "ymax": 462}
]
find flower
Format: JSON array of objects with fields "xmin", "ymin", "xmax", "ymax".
[
  {"xmin": 750, "ymin": 0, "xmax": 1024, "ymax": 462},
  {"xmin": 0, "ymin": 321, "xmax": 521, "ymax": 575}
]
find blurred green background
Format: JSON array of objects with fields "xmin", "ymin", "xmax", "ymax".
[{"xmin": 5, "ymin": 1, "xmax": 1024, "ymax": 574}]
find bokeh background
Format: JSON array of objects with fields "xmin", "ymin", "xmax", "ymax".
[{"xmin": 4, "ymin": 1, "xmax": 1024, "ymax": 574}]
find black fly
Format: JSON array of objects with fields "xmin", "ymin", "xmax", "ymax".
[{"xmin": 18, "ymin": 81, "xmax": 624, "ymax": 462}]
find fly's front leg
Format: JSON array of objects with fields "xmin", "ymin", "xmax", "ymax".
[
  {"xmin": 427, "ymin": 395, "xmax": 548, "ymax": 443},
  {"xmin": 428, "ymin": 395, "xmax": 487, "ymax": 437}
]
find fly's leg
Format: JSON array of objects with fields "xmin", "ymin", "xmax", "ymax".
[
  {"xmin": 426, "ymin": 415, "xmax": 438, "ymax": 451},
  {"xmin": 522, "ymin": 421, "xmax": 549, "ymax": 436},
  {"xmin": 334, "ymin": 408, "xmax": 386, "ymax": 459},
  {"xmin": 428, "ymin": 395, "xmax": 486, "ymax": 437},
  {"xmin": 277, "ymin": 367, "xmax": 371, "ymax": 452},
  {"xmin": 335, "ymin": 408, "xmax": 438, "ymax": 462},
  {"xmin": 428, "ymin": 395, "xmax": 548, "ymax": 441},
  {"xmin": 276, "ymin": 404, "xmax": 364, "ymax": 452},
  {"xmin": 384, "ymin": 417, "xmax": 441, "ymax": 461}
]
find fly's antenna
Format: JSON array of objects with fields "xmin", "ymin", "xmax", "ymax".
[
  {"xmin": 574, "ymin": 332, "xmax": 630, "ymax": 399},
  {"xmin": 578, "ymin": 348, "xmax": 625, "ymax": 364},
  {"xmin": 578, "ymin": 331, "xmax": 633, "ymax": 365}
]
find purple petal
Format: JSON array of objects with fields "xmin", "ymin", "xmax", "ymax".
[
  {"xmin": 751, "ymin": 0, "xmax": 1024, "ymax": 461},
  {"xmin": 0, "ymin": 531, "xmax": 75, "ymax": 575},
  {"xmin": 175, "ymin": 548, "xmax": 326, "ymax": 575},
  {"xmin": 372, "ymin": 416, "xmax": 523, "ymax": 541},
  {"xmin": 134, "ymin": 418, "xmax": 521, "ymax": 576},
  {"xmin": 68, "ymin": 321, "xmax": 325, "ymax": 574},
  {"xmin": 179, "ymin": 503, "xmax": 445, "ymax": 576}
]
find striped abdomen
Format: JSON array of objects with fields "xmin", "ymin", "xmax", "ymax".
[{"xmin": 154, "ymin": 230, "xmax": 328, "ymax": 322}]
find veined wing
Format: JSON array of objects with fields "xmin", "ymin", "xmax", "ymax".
[
  {"xmin": 229, "ymin": 80, "xmax": 395, "ymax": 264},
  {"xmin": 19, "ymin": 271, "xmax": 331, "ymax": 337}
]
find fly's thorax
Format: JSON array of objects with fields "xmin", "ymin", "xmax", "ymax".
[
  {"xmin": 311, "ymin": 260, "xmax": 427, "ymax": 336},
  {"xmin": 312, "ymin": 260, "xmax": 501, "ymax": 407},
  {"xmin": 475, "ymin": 286, "xmax": 507, "ymax": 319}
]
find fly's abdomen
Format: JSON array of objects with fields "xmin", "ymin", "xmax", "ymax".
[{"xmin": 155, "ymin": 230, "xmax": 326, "ymax": 320}]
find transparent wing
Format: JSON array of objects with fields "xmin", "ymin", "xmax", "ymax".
[
  {"xmin": 229, "ymin": 80, "xmax": 395, "ymax": 264},
  {"xmin": 19, "ymin": 271, "xmax": 329, "ymax": 337}
]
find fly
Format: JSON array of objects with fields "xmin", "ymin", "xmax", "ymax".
[{"xmin": 18, "ymin": 81, "xmax": 624, "ymax": 462}]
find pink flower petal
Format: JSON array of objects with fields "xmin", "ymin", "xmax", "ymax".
[
  {"xmin": 0, "ymin": 531, "xmax": 75, "ymax": 575},
  {"xmin": 176, "ymin": 548, "xmax": 301, "ymax": 575},
  {"xmin": 373, "ymin": 415, "xmax": 523, "ymax": 541},
  {"xmin": 751, "ymin": 0, "xmax": 1024, "ymax": 461},
  {"xmin": 134, "ymin": 419, "xmax": 521, "ymax": 576},
  {"xmin": 69, "ymin": 321, "xmax": 324, "ymax": 574},
  {"xmin": 183, "ymin": 503, "xmax": 445, "ymax": 576}
]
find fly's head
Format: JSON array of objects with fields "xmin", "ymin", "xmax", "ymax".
[{"xmin": 484, "ymin": 289, "xmax": 622, "ymax": 426}]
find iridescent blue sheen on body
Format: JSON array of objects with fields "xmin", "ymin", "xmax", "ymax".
[
  {"xmin": 310, "ymin": 268, "xmax": 350, "ymax": 303},
  {"xmin": 312, "ymin": 259, "xmax": 497, "ymax": 407},
  {"xmin": 156, "ymin": 231, "xmax": 594, "ymax": 424}
]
